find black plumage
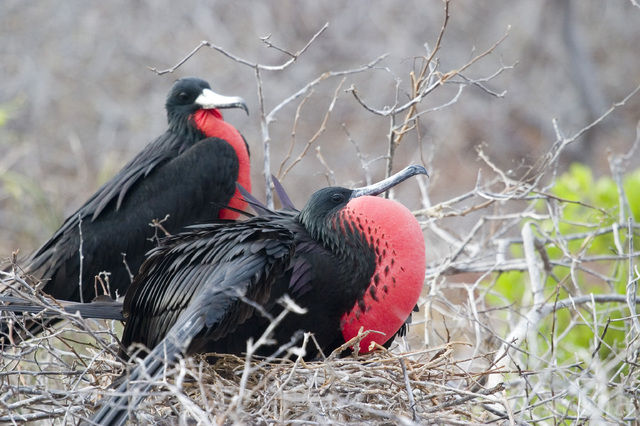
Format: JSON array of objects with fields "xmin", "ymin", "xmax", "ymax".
[
  {"xmin": 14, "ymin": 78, "xmax": 250, "ymax": 304},
  {"xmin": 90, "ymin": 165, "xmax": 427, "ymax": 425},
  {"xmin": 120, "ymin": 192, "xmax": 374, "ymax": 358}
]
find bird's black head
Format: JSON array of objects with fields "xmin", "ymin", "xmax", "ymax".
[
  {"xmin": 298, "ymin": 185, "xmax": 375, "ymax": 297},
  {"xmin": 165, "ymin": 77, "xmax": 248, "ymax": 132},
  {"xmin": 298, "ymin": 187, "xmax": 353, "ymax": 244},
  {"xmin": 297, "ymin": 165, "xmax": 429, "ymax": 252}
]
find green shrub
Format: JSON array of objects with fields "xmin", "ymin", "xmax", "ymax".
[{"xmin": 489, "ymin": 163, "xmax": 640, "ymax": 362}]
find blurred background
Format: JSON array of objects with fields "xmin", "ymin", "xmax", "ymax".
[{"xmin": 1, "ymin": 0, "xmax": 639, "ymax": 260}]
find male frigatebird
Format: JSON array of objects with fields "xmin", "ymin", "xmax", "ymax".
[
  {"xmin": 5, "ymin": 78, "xmax": 250, "ymax": 310},
  {"xmin": 89, "ymin": 165, "xmax": 427, "ymax": 425}
]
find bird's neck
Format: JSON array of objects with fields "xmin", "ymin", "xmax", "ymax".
[
  {"xmin": 168, "ymin": 113, "xmax": 206, "ymax": 149},
  {"xmin": 192, "ymin": 109, "xmax": 234, "ymax": 142},
  {"xmin": 303, "ymin": 211, "xmax": 377, "ymax": 301}
]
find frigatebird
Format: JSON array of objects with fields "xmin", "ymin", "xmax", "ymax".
[
  {"xmin": 87, "ymin": 165, "xmax": 427, "ymax": 425},
  {"xmin": 4, "ymin": 78, "xmax": 250, "ymax": 310}
]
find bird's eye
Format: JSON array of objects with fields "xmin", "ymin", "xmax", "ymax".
[
  {"xmin": 331, "ymin": 193, "xmax": 345, "ymax": 203},
  {"xmin": 178, "ymin": 92, "xmax": 189, "ymax": 102}
]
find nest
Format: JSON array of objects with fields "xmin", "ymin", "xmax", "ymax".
[
  {"xmin": 127, "ymin": 349, "xmax": 503, "ymax": 425},
  {"xmin": 0, "ymin": 286, "xmax": 504, "ymax": 425}
]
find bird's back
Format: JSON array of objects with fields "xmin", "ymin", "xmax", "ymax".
[{"xmin": 25, "ymin": 131, "xmax": 240, "ymax": 303}]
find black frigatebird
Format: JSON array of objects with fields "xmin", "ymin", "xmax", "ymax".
[
  {"xmin": 89, "ymin": 165, "xmax": 427, "ymax": 425},
  {"xmin": 5, "ymin": 78, "xmax": 250, "ymax": 310}
]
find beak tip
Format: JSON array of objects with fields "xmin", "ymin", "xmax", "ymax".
[{"xmin": 408, "ymin": 164, "xmax": 429, "ymax": 178}]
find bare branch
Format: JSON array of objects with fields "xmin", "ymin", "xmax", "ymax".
[
  {"xmin": 150, "ymin": 24, "xmax": 330, "ymax": 75},
  {"xmin": 545, "ymin": 82, "xmax": 640, "ymax": 168},
  {"xmin": 279, "ymin": 78, "xmax": 346, "ymax": 181}
]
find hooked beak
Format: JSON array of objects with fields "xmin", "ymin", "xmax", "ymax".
[
  {"xmin": 350, "ymin": 165, "xmax": 429, "ymax": 199},
  {"xmin": 195, "ymin": 88, "xmax": 249, "ymax": 115}
]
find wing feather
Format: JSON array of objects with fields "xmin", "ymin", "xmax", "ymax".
[
  {"xmin": 24, "ymin": 135, "xmax": 240, "ymax": 303},
  {"xmin": 120, "ymin": 217, "xmax": 295, "ymax": 355}
]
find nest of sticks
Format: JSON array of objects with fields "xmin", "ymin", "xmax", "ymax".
[{"xmin": 0, "ymin": 276, "xmax": 504, "ymax": 425}]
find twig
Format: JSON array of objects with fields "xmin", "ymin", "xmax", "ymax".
[
  {"xmin": 150, "ymin": 24, "xmax": 329, "ymax": 75},
  {"xmin": 544, "ymin": 82, "xmax": 640, "ymax": 170},
  {"xmin": 399, "ymin": 358, "xmax": 419, "ymax": 422},
  {"xmin": 279, "ymin": 78, "xmax": 346, "ymax": 181}
]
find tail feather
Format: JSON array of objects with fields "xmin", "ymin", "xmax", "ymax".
[
  {"xmin": 0, "ymin": 295, "xmax": 124, "ymax": 321},
  {"xmin": 88, "ymin": 313, "xmax": 204, "ymax": 425},
  {"xmin": 87, "ymin": 341, "xmax": 178, "ymax": 426},
  {"xmin": 1, "ymin": 295, "xmax": 124, "ymax": 345}
]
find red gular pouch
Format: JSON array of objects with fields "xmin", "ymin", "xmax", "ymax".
[
  {"xmin": 339, "ymin": 196, "xmax": 425, "ymax": 354},
  {"xmin": 193, "ymin": 108, "xmax": 251, "ymax": 220}
]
